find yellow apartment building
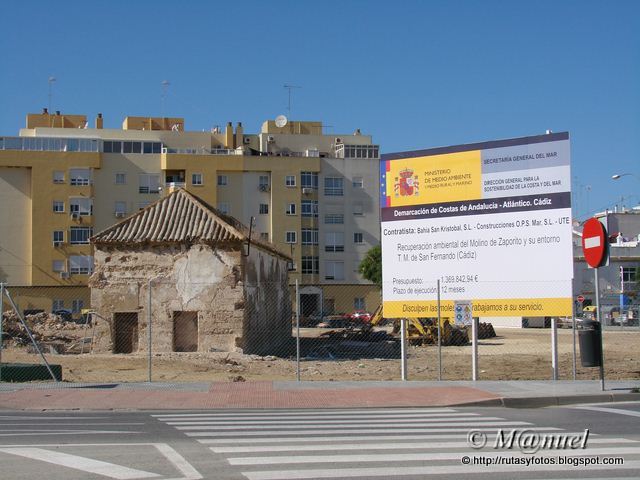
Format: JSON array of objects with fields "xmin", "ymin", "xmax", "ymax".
[{"xmin": 0, "ymin": 110, "xmax": 381, "ymax": 317}]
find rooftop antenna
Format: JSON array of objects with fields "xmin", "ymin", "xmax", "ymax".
[
  {"xmin": 48, "ymin": 76, "xmax": 56, "ymax": 113},
  {"xmin": 283, "ymin": 84, "xmax": 301, "ymax": 118},
  {"xmin": 161, "ymin": 80, "xmax": 170, "ymax": 117}
]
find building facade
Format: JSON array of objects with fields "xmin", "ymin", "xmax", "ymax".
[{"xmin": 0, "ymin": 110, "xmax": 381, "ymax": 317}]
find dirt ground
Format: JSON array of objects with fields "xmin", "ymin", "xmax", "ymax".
[{"xmin": 1, "ymin": 327, "xmax": 639, "ymax": 383}]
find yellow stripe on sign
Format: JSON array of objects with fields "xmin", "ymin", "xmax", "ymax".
[
  {"xmin": 386, "ymin": 150, "xmax": 482, "ymax": 207},
  {"xmin": 383, "ymin": 298, "xmax": 573, "ymax": 318}
]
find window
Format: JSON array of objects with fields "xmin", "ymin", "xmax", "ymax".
[
  {"xmin": 301, "ymin": 228, "xmax": 319, "ymax": 245},
  {"xmin": 353, "ymin": 203, "xmax": 364, "ymax": 216},
  {"xmin": 192, "ymin": 173, "xmax": 203, "ymax": 185},
  {"xmin": 114, "ymin": 201, "xmax": 127, "ymax": 215},
  {"xmin": 622, "ymin": 267, "xmax": 637, "ymax": 282},
  {"xmin": 69, "ymin": 255, "xmax": 93, "ymax": 275},
  {"xmin": 139, "ymin": 174, "xmax": 160, "ymax": 193},
  {"xmin": 354, "ymin": 232, "xmax": 364, "ymax": 244},
  {"xmin": 53, "ymin": 171, "xmax": 65, "ymax": 184},
  {"xmin": 286, "ymin": 203, "xmax": 296, "ymax": 215},
  {"xmin": 287, "ymin": 261, "xmax": 297, "ymax": 271},
  {"xmin": 301, "ymin": 256, "xmax": 319, "ymax": 274},
  {"xmin": 325, "ymin": 213, "xmax": 344, "ymax": 224},
  {"xmin": 325, "ymin": 232, "xmax": 345, "ymax": 252},
  {"xmin": 217, "ymin": 175, "xmax": 228, "ymax": 186},
  {"xmin": 301, "ymin": 200, "xmax": 318, "ymax": 217},
  {"xmin": 52, "ymin": 299, "xmax": 64, "ymax": 311},
  {"xmin": 285, "ymin": 175, "xmax": 296, "ymax": 187},
  {"xmin": 301, "ymin": 171, "xmax": 318, "ymax": 189},
  {"xmin": 354, "ymin": 298, "xmax": 366, "ymax": 310},
  {"xmin": 285, "ymin": 231, "xmax": 297, "ymax": 244},
  {"xmin": 52, "ymin": 260, "xmax": 65, "ymax": 273},
  {"xmin": 70, "ymin": 227, "xmax": 93, "ymax": 244},
  {"xmin": 325, "ymin": 261, "xmax": 344, "ymax": 280},
  {"xmin": 259, "ymin": 175, "xmax": 270, "ymax": 187},
  {"xmin": 259, "ymin": 203, "xmax": 269, "ymax": 214},
  {"xmin": 72, "ymin": 299, "xmax": 84, "ymax": 313},
  {"xmin": 53, "ymin": 230, "xmax": 64, "ymax": 245},
  {"xmin": 115, "ymin": 172, "xmax": 126, "ymax": 185},
  {"xmin": 217, "ymin": 202, "xmax": 229, "ymax": 215},
  {"xmin": 260, "ymin": 232, "xmax": 269, "ymax": 241},
  {"xmin": 352, "ymin": 177, "xmax": 364, "ymax": 188},
  {"xmin": 53, "ymin": 200, "xmax": 64, "ymax": 213},
  {"xmin": 69, "ymin": 197, "xmax": 93, "ymax": 216},
  {"xmin": 143, "ymin": 142, "xmax": 162, "ymax": 154},
  {"xmin": 324, "ymin": 177, "xmax": 343, "ymax": 196},
  {"xmin": 69, "ymin": 168, "xmax": 91, "ymax": 186},
  {"xmin": 343, "ymin": 145, "xmax": 379, "ymax": 159}
]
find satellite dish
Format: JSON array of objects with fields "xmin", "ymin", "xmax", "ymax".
[{"xmin": 275, "ymin": 115, "xmax": 288, "ymax": 128}]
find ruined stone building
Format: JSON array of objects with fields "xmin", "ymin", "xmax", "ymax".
[{"xmin": 89, "ymin": 188, "xmax": 292, "ymax": 355}]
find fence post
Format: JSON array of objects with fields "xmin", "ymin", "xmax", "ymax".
[
  {"xmin": 0, "ymin": 283, "xmax": 3, "ymax": 382},
  {"xmin": 594, "ymin": 268, "xmax": 605, "ymax": 391},
  {"xmin": 551, "ymin": 317, "xmax": 558, "ymax": 380},
  {"xmin": 148, "ymin": 279, "xmax": 152, "ymax": 383},
  {"xmin": 295, "ymin": 279, "xmax": 300, "ymax": 382},
  {"xmin": 572, "ymin": 304, "xmax": 577, "ymax": 380},
  {"xmin": 471, "ymin": 317, "xmax": 478, "ymax": 381},
  {"xmin": 437, "ymin": 280, "xmax": 442, "ymax": 381}
]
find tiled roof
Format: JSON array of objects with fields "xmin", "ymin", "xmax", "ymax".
[{"xmin": 91, "ymin": 189, "xmax": 287, "ymax": 258}]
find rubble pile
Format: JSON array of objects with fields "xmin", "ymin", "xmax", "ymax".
[{"xmin": 2, "ymin": 310, "xmax": 87, "ymax": 351}]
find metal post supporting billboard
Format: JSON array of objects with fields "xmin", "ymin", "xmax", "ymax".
[
  {"xmin": 0, "ymin": 283, "xmax": 3, "ymax": 382},
  {"xmin": 551, "ymin": 317, "xmax": 558, "ymax": 380},
  {"xmin": 400, "ymin": 318, "xmax": 407, "ymax": 381},
  {"xmin": 572, "ymin": 302, "xmax": 577, "ymax": 381},
  {"xmin": 437, "ymin": 280, "xmax": 442, "ymax": 381},
  {"xmin": 594, "ymin": 268, "xmax": 605, "ymax": 391},
  {"xmin": 471, "ymin": 318, "xmax": 478, "ymax": 381},
  {"xmin": 296, "ymin": 279, "xmax": 300, "ymax": 382},
  {"xmin": 148, "ymin": 279, "xmax": 152, "ymax": 383}
]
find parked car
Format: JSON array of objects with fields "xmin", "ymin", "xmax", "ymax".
[{"xmin": 349, "ymin": 310, "xmax": 372, "ymax": 322}]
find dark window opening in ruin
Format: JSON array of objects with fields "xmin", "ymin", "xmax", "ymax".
[
  {"xmin": 113, "ymin": 312, "xmax": 139, "ymax": 354},
  {"xmin": 173, "ymin": 311, "xmax": 198, "ymax": 352},
  {"xmin": 300, "ymin": 294, "xmax": 320, "ymax": 317}
]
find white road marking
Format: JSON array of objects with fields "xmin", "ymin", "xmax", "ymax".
[
  {"xmin": 167, "ymin": 415, "xmax": 487, "ymax": 425},
  {"xmin": 153, "ymin": 443, "xmax": 203, "ymax": 480},
  {"xmin": 177, "ymin": 420, "xmax": 530, "ymax": 431},
  {"xmin": 573, "ymin": 405, "xmax": 640, "ymax": 418},
  {"xmin": 152, "ymin": 408, "xmax": 457, "ymax": 418},
  {"xmin": 229, "ymin": 446, "xmax": 640, "ymax": 465},
  {"xmin": 158, "ymin": 412, "xmax": 478, "ymax": 422},
  {"xmin": 185, "ymin": 425, "xmax": 553, "ymax": 437},
  {"xmin": 0, "ymin": 447, "xmax": 160, "ymax": 479},
  {"xmin": 0, "ymin": 430, "xmax": 141, "ymax": 437},
  {"xmin": 242, "ymin": 461, "xmax": 640, "ymax": 480},
  {"xmin": 210, "ymin": 436, "xmax": 632, "ymax": 453}
]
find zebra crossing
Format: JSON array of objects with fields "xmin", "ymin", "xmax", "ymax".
[{"xmin": 153, "ymin": 408, "xmax": 640, "ymax": 479}]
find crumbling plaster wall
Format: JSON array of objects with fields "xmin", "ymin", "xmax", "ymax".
[
  {"xmin": 242, "ymin": 246, "xmax": 292, "ymax": 355},
  {"xmin": 90, "ymin": 243, "xmax": 244, "ymax": 353}
]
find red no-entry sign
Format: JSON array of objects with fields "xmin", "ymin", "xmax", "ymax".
[
  {"xmin": 577, "ymin": 295, "xmax": 585, "ymax": 303},
  {"xmin": 581, "ymin": 217, "xmax": 608, "ymax": 268}
]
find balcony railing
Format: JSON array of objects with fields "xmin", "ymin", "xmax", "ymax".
[{"xmin": 162, "ymin": 147, "xmax": 241, "ymax": 155}]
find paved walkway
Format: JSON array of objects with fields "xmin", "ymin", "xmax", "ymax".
[{"xmin": 0, "ymin": 380, "xmax": 638, "ymax": 410}]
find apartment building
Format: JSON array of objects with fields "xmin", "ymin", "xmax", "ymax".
[{"xmin": 0, "ymin": 110, "xmax": 381, "ymax": 316}]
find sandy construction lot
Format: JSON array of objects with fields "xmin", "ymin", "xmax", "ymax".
[{"xmin": 2, "ymin": 327, "xmax": 639, "ymax": 383}]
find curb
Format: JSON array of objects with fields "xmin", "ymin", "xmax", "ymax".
[{"xmin": 455, "ymin": 392, "xmax": 640, "ymax": 408}]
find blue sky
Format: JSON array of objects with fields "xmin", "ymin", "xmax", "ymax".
[{"xmin": 1, "ymin": 0, "xmax": 638, "ymax": 219}]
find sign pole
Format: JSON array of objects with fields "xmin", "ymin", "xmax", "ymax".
[
  {"xmin": 594, "ymin": 268, "xmax": 605, "ymax": 391},
  {"xmin": 572, "ymin": 301, "xmax": 577, "ymax": 381},
  {"xmin": 296, "ymin": 279, "xmax": 300, "ymax": 382},
  {"xmin": 0, "ymin": 283, "xmax": 4, "ymax": 382},
  {"xmin": 471, "ymin": 317, "xmax": 478, "ymax": 381},
  {"xmin": 551, "ymin": 317, "xmax": 558, "ymax": 380},
  {"xmin": 437, "ymin": 280, "xmax": 442, "ymax": 381},
  {"xmin": 400, "ymin": 319, "xmax": 407, "ymax": 381}
]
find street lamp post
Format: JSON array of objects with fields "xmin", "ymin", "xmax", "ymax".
[{"xmin": 612, "ymin": 173, "xmax": 640, "ymax": 182}]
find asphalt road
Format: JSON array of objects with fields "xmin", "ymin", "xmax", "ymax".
[{"xmin": 0, "ymin": 402, "xmax": 639, "ymax": 480}]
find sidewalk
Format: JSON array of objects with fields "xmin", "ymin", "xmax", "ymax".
[{"xmin": 0, "ymin": 380, "xmax": 638, "ymax": 410}]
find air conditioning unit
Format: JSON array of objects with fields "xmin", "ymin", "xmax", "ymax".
[
  {"xmin": 243, "ymin": 137, "xmax": 251, "ymax": 144},
  {"xmin": 115, "ymin": 212, "xmax": 126, "ymax": 218},
  {"xmin": 334, "ymin": 137, "xmax": 343, "ymax": 144},
  {"xmin": 53, "ymin": 241, "xmax": 63, "ymax": 247},
  {"xmin": 302, "ymin": 187, "xmax": 313, "ymax": 195},
  {"xmin": 267, "ymin": 135, "xmax": 275, "ymax": 143},
  {"xmin": 59, "ymin": 272, "xmax": 70, "ymax": 279},
  {"xmin": 259, "ymin": 184, "xmax": 271, "ymax": 192},
  {"xmin": 70, "ymin": 212, "xmax": 80, "ymax": 220}
]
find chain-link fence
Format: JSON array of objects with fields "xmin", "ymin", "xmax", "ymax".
[{"xmin": 1, "ymin": 282, "xmax": 639, "ymax": 383}]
